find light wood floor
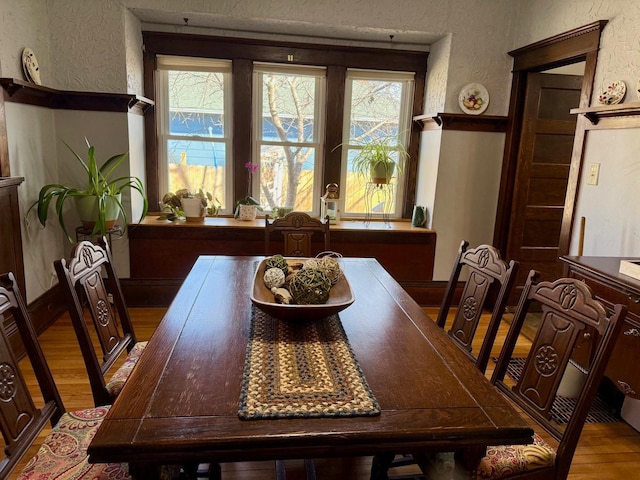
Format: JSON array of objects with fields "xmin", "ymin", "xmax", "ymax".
[{"xmin": 10, "ymin": 307, "xmax": 640, "ymax": 479}]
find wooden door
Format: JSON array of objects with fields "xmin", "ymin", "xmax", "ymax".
[{"xmin": 505, "ymin": 73, "xmax": 582, "ymax": 303}]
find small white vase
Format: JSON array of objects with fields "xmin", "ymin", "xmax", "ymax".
[
  {"xmin": 181, "ymin": 197, "xmax": 205, "ymax": 222},
  {"xmin": 237, "ymin": 204, "xmax": 258, "ymax": 221}
]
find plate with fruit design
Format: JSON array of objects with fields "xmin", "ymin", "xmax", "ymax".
[{"xmin": 458, "ymin": 83, "xmax": 489, "ymax": 115}]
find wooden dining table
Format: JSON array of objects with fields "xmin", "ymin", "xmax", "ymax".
[{"xmin": 88, "ymin": 255, "xmax": 533, "ymax": 479}]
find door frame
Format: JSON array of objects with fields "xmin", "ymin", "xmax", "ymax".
[{"xmin": 493, "ymin": 20, "xmax": 608, "ymax": 265}]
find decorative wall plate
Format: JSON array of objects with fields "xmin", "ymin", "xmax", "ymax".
[
  {"xmin": 21, "ymin": 47, "xmax": 41, "ymax": 85},
  {"xmin": 597, "ymin": 80, "xmax": 625, "ymax": 105},
  {"xmin": 637, "ymin": 80, "xmax": 640, "ymax": 101},
  {"xmin": 458, "ymin": 83, "xmax": 489, "ymax": 115}
]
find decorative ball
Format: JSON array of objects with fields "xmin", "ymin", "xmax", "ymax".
[
  {"xmin": 303, "ymin": 258, "xmax": 319, "ymax": 270},
  {"xmin": 288, "ymin": 268, "xmax": 332, "ymax": 305},
  {"xmin": 265, "ymin": 254, "xmax": 289, "ymax": 277},
  {"xmin": 316, "ymin": 255, "xmax": 343, "ymax": 285},
  {"xmin": 264, "ymin": 267, "xmax": 286, "ymax": 289}
]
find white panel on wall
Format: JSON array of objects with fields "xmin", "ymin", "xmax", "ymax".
[
  {"xmin": 5, "ymin": 103, "xmax": 64, "ymax": 302},
  {"xmin": 571, "ymin": 128, "xmax": 640, "ymax": 257},
  {"xmin": 431, "ymin": 130, "xmax": 505, "ymax": 280}
]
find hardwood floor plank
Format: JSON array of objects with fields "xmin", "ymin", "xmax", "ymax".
[{"xmin": 7, "ymin": 307, "xmax": 640, "ymax": 479}]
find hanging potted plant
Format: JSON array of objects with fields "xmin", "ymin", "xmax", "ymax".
[
  {"xmin": 27, "ymin": 138, "xmax": 148, "ymax": 242},
  {"xmin": 351, "ymin": 136, "xmax": 409, "ymax": 185}
]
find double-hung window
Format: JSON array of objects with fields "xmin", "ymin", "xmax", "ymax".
[
  {"xmin": 156, "ymin": 56, "xmax": 232, "ymax": 213},
  {"xmin": 252, "ymin": 64, "xmax": 326, "ymax": 214},
  {"xmin": 340, "ymin": 69, "xmax": 414, "ymax": 218}
]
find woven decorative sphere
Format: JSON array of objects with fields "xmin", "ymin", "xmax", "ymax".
[
  {"xmin": 265, "ymin": 254, "xmax": 289, "ymax": 277},
  {"xmin": 303, "ymin": 258, "xmax": 319, "ymax": 270},
  {"xmin": 263, "ymin": 267, "xmax": 286, "ymax": 289},
  {"xmin": 316, "ymin": 256, "xmax": 342, "ymax": 285},
  {"xmin": 288, "ymin": 268, "xmax": 332, "ymax": 305}
]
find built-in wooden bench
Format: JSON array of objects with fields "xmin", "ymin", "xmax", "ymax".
[{"xmin": 126, "ymin": 215, "xmax": 437, "ymax": 306}]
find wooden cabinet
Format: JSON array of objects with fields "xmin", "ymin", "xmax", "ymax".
[
  {"xmin": 0, "ymin": 177, "xmax": 26, "ymax": 352},
  {"xmin": 561, "ymin": 255, "xmax": 640, "ymax": 400},
  {"xmin": 128, "ymin": 216, "xmax": 437, "ymax": 305},
  {"xmin": 0, "ymin": 177, "xmax": 25, "ymax": 293}
]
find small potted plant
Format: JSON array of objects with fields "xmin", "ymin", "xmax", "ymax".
[
  {"xmin": 351, "ymin": 136, "xmax": 409, "ymax": 185},
  {"xmin": 27, "ymin": 138, "xmax": 148, "ymax": 242},
  {"xmin": 234, "ymin": 161, "xmax": 263, "ymax": 220},
  {"xmin": 160, "ymin": 189, "xmax": 220, "ymax": 222}
]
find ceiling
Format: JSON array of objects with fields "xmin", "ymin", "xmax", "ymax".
[{"xmin": 132, "ymin": 8, "xmax": 437, "ymax": 51}]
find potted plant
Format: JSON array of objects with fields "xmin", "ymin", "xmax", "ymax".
[
  {"xmin": 351, "ymin": 136, "xmax": 409, "ymax": 185},
  {"xmin": 27, "ymin": 139, "xmax": 148, "ymax": 241},
  {"xmin": 234, "ymin": 161, "xmax": 263, "ymax": 220},
  {"xmin": 159, "ymin": 188, "xmax": 220, "ymax": 222}
]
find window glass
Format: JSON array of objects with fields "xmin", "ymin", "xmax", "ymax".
[
  {"xmin": 253, "ymin": 65, "xmax": 326, "ymax": 214},
  {"xmin": 341, "ymin": 71, "xmax": 414, "ymax": 218},
  {"xmin": 157, "ymin": 57, "xmax": 232, "ymax": 212}
]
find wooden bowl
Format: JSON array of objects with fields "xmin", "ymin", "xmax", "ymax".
[{"xmin": 250, "ymin": 257, "xmax": 355, "ymax": 321}]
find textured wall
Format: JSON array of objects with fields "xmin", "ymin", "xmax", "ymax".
[
  {"xmin": 512, "ymin": 0, "xmax": 640, "ymax": 106},
  {"xmin": 0, "ymin": 1, "xmax": 51, "ymax": 82}
]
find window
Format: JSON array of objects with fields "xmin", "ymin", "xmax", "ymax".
[
  {"xmin": 144, "ymin": 32, "xmax": 427, "ymax": 219},
  {"xmin": 253, "ymin": 64, "xmax": 326, "ymax": 214},
  {"xmin": 156, "ymin": 56, "xmax": 232, "ymax": 213},
  {"xmin": 340, "ymin": 70, "xmax": 414, "ymax": 218}
]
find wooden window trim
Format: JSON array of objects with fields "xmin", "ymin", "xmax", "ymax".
[{"xmin": 142, "ymin": 31, "xmax": 427, "ymax": 217}]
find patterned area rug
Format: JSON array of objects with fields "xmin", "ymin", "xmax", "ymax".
[
  {"xmin": 238, "ymin": 308, "xmax": 380, "ymax": 420},
  {"xmin": 505, "ymin": 357, "xmax": 619, "ymax": 424}
]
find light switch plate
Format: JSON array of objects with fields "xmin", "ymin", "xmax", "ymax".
[{"xmin": 587, "ymin": 162, "xmax": 600, "ymax": 185}]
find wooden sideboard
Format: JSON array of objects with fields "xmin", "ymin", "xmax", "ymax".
[
  {"xmin": 128, "ymin": 216, "xmax": 437, "ymax": 305},
  {"xmin": 561, "ymin": 255, "xmax": 640, "ymax": 400}
]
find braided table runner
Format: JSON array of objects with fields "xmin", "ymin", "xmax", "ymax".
[{"xmin": 238, "ymin": 307, "xmax": 380, "ymax": 420}]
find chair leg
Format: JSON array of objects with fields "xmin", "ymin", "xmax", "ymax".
[
  {"xmin": 304, "ymin": 459, "xmax": 317, "ymax": 480},
  {"xmin": 370, "ymin": 452, "xmax": 395, "ymax": 480},
  {"xmin": 275, "ymin": 460, "xmax": 287, "ymax": 480},
  {"xmin": 275, "ymin": 459, "xmax": 316, "ymax": 480}
]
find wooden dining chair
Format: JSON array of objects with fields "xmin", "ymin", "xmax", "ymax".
[
  {"xmin": 470, "ymin": 270, "xmax": 627, "ymax": 480},
  {"xmin": 265, "ymin": 211, "xmax": 330, "ymax": 257},
  {"xmin": 382, "ymin": 271, "xmax": 627, "ymax": 480},
  {"xmin": 0, "ymin": 272, "xmax": 181, "ymax": 479},
  {"xmin": 436, "ymin": 240, "xmax": 519, "ymax": 373},
  {"xmin": 54, "ymin": 238, "xmax": 146, "ymax": 407}
]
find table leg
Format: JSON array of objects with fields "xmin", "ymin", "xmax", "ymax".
[
  {"xmin": 370, "ymin": 452, "xmax": 395, "ymax": 480},
  {"xmin": 129, "ymin": 462, "xmax": 161, "ymax": 480}
]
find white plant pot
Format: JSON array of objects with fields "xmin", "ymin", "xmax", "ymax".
[
  {"xmin": 75, "ymin": 194, "xmax": 121, "ymax": 230},
  {"xmin": 237, "ymin": 204, "xmax": 258, "ymax": 221},
  {"xmin": 181, "ymin": 197, "xmax": 205, "ymax": 222}
]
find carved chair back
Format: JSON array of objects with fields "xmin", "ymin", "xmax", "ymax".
[
  {"xmin": 0, "ymin": 272, "xmax": 65, "ymax": 478},
  {"xmin": 265, "ymin": 212, "xmax": 330, "ymax": 257},
  {"xmin": 490, "ymin": 270, "xmax": 626, "ymax": 480},
  {"xmin": 436, "ymin": 240, "xmax": 519, "ymax": 373},
  {"xmin": 54, "ymin": 239, "xmax": 138, "ymax": 406}
]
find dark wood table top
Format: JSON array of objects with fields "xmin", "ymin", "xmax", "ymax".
[{"xmin": 88, "ymin": 256, "xmax": 532, "ymax": 476}]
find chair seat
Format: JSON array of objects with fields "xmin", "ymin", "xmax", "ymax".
[
  {"xmin": 476, "ymin": 432, "xmax": 556, "ymax": 479},
  {"xmin": 105, "ymin": 341, "xmax": 147, "ymax": 398},
  {"xmin": 17, "ymin": 405, "xmax": 179, "ymax": 479}
]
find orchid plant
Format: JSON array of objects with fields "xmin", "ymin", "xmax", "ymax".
[{"xmin": 234, "ymin": 161, "xmax": 263, "ymax": 218}]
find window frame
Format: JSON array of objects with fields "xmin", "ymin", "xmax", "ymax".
[
  {"xmin": 340, "ymin": 69, "xmax": 415, "ymax": 218},
  {"xmin": 252, "ymin": 63, "xmax": 327, "ymax": 214},
  {"xmin": 156, "ymin": 56, "xmax": 233, "ymax": 213},
  {"xmin": 142, "ymin": 32, "xmax": 427, "ymax": 219}
]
